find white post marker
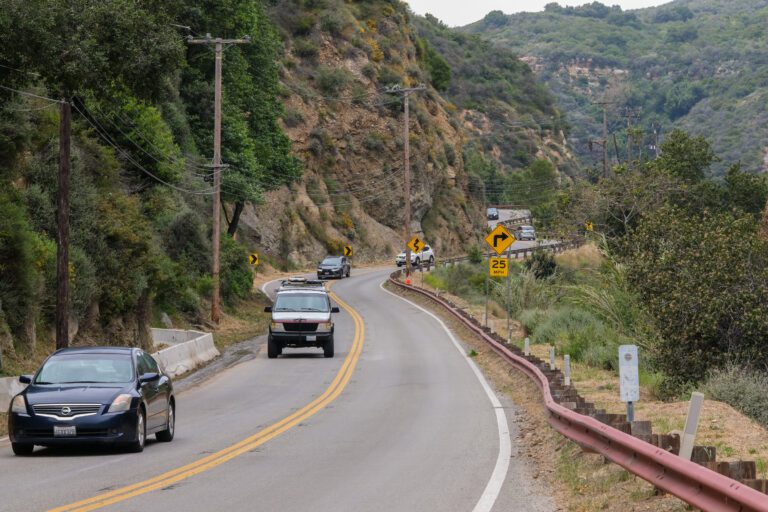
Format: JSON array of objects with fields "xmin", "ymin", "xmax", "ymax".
[
  {"xmin": 524, "ymin": 337, "xmax": 530, "ymax": 356},
  {"xmin": 679, "ymin": 392, "xmax": 705, "ymax": 461},
  {"xmin": 564, "ymin": 355, "xmax": 571, "ymax": 386},
  {"xmin": 549, "ymin": 346, "xmax": 556, "ymax": 370},
  {"xmin": 619, "ymin": 345, "xmax": 640, "ymax": 422}
]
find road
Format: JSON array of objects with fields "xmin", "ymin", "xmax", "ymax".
[
  {"xmin": 487, "ymin": 208, "xmax": 531, "ymax": 229},
  {"xmin": 0, "ymin": 268, "xmax": 553, "ymax": 512}
]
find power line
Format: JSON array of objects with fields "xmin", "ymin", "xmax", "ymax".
[
  {"xmin": 72, "ymin": 101, "xmax": 217, "ymax": 196},
  {"xmin": 0, "ymin": 84, "xmax": 62, "ymax": 104}
]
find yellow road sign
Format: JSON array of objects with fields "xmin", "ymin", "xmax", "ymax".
[
  {"xmin": 489, "ymin": 257, "xmax": 509, "ymax": 277},
  {"xmin": 407, "ymin": 236, "xmax": 425, "ymax": 254},
  {"xmin": 344, "ymin": 245, "xmax": 353, "ymax": 257},
  {"xmin": 585, "ymin": 222, "xmax": 594, "ymax": 232},
  {"xmin": 484, "ymin": 224, "xmax": 515, "ymax": 255},
  {"xmin": 249, "ymin": 253, "xmax": 259, "ymax": 266}
]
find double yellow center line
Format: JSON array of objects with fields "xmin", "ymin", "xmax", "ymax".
[{"xmin": 50, "ymin": 289, "xmax": 364, "ymax": 512}]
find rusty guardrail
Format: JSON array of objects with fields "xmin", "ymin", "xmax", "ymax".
[
  {"xmin": 388, "ymin": 272, "xmax": 768, "ymax": 511},
  {"xmin": 438, "ymin": 238, "xmax": 583, "ymax": 267}
]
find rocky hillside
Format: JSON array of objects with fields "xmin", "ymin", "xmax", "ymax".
[
  {"xmin": 464, "ymin": 0, "xmax": 768, "ymax": 177},
  {"xmin": 239, "ymin": 0, "xmax": 570, "ymax": 266}
]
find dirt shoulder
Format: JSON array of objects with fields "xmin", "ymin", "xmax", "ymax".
[{"xmin": 385, "ymin": 281, "xmax": 689, "ymax": 511}]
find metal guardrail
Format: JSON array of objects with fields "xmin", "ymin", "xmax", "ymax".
[
  {"xmin": 388, "ymin": 273, "xmax": 768, "ymax": 512},
  {"xmin": 437, "ymin": 238, "xmax": 583, "ymax": 267}
]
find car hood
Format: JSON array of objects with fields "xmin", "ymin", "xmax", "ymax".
[
  {"xmin": 24, "ymin": 383, "xmax": 131, "ymax": 405},
  {"xmin": 272, "ymin": 312, "xmax": 331, "ymax": 322}
]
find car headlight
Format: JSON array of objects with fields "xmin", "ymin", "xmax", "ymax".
[
  {"xmin": 108, "ymin": 394, "xmax": 133, "ymax": 413},
  {"xmin": 271, "ymin": 322, "xmax": 284, "ymax": 332},
  {"xmin": 320, "ymin": 322, "xmax": 333, "ymax": 331},
  {"xmin": 11, "ymin": 394, "xmax": 27, "ymax": 414}
]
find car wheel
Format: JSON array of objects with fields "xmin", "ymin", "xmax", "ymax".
[
  {"xmin": 267, "ymin": 335, "xmax": 281, "ymax": 359},
  {"xmin": 156, "ymin": 401, "xmax": 175, "ymax": 442},
  {"xmin": 323, "ymin": 335, "xmax": 334, "ymax": 358},
  {"xmin": 11, "ymin": 442, "xmax": 33, "ymax": 456},
  {"xmin": 415, "ymin": 257, "xmax": 421, "ymax": 267},
  {"xmin": 127, "ymin": 408, "xmax": 146, "ymax": 453},
  {"xmin": 346, "ymin": 268, "xmax": 350, "ymax": 278},
  {"xmin": 429, "ymin": 256, "xmax": 435, "ymax": 265}
]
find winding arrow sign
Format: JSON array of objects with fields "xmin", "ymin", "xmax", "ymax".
[
  {"xmin": 485, "ymin": 225, "xmax": 515, "ymax": 255},
  {"xmin": 407, "ymin": 236, "xmax": 425, "ymax": 254}
]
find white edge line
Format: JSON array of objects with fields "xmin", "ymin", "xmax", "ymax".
[{"xmin": 379, "ymin": 281, "xmax": 511, "ymax": 512}]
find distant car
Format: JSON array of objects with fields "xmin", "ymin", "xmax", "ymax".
[
  {"xmin": 265, "ymin": 278, "xmax": 340, "ymax": 358},
  {"xmin": 317, "ymin": 255, "xmax": 350, "ymax": 279},
  {"xmin": 486, "ymin": 207, "xmax": 499, "ymax": 220},
  {"xmin": 517, "ymin": 225, "xmax": 536, "ymax": 241},
  {"xmin": 395, "ymin": 245, "xmax": 435, "ymax": 267},
  {"xmin": 8, "ymin": 347, "xmax": 175, "ymax": 456}
]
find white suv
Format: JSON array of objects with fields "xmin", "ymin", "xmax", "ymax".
[
  {"xmin": 395, "ymin": 245, "xmax": 435, "ymax": 267},
  {"xmin": 264, "ymin": 279, "xmax": 340, "ymax": 359}
]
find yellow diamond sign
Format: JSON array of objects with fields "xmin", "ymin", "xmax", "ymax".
[
  {"xmin": 407, "ymin": 236, "xmax": 425, "ymax": 254},
  {"xmin": 484, "ymin": 224, "xmax": 515, "ymax": 255}
]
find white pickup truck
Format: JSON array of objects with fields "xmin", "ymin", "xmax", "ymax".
[{"xmin": 395, "ymin": 245, "xmax": 435, "ymax": 267}]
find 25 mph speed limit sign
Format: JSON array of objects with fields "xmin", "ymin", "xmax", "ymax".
[{"xmin": 489, "ymin": 257, "xmax": 509, "ymax": 277}]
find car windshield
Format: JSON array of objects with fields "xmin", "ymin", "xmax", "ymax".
[
  {"xmin": 274, "ymin": 293, "xmax": 329, "ymax": 312},
  {"xmin": 35, "ymin": 353, "xmax": 134, "ymax": 384},
  {"xmin": 520, "ymin": 226, "xmax": 535, "ymax": 231},
  {"xmin": 321, "ymin": 257, "xmax": 342, "ymax": 265}
]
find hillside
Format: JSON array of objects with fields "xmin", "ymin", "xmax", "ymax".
[
  {"xmin": 464, "ymin": 0, "xmax": 768, "ymax": 177},
  {"xmin": 240, "ymin": 0, "xmax": 571, "ymax": 264},
  {"xmin": 0, "ymin": 0, "xmax": 563, "ymax": 359}
]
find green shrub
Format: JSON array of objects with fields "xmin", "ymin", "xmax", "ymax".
[
  {"xmin": 220, "ymin": 235, "xmax": 253, "ymax": 304},
  {"xmin": 316, "ymin": 66, "xmax": 351, "ymax": 96},
  {"xmin": 519, "ymin": 308, "xmax": 549, "ymax": 335},
  {"xmin": 282, "ymin": 109, "xmax": 305, "ymax": 128},
  {"xmin": 524, "ymin": 250, "xmax": 557, "ymax": 279},
  {"xmin": 531, "ymin": 306, "xmax": 618, "ymax": 365},
  {"xmin": 362, "ymin": 133, "xmax": 386, "ymax": 151},
  {"xmin": 703, "ymin": 366, "xmax": 768, "ymax": 429},
  {"xmin": 467, "ymin": 245, "xmax": 483, "ymax": 264},
  {"xmin": 293, "ymin": 39, "xmax": 319, "ymax": 59}
]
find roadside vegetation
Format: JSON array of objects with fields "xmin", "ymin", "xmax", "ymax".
[
  {"xmin": 430, "ymin": 128, "xmax": 768, "ymax": 433},
  {"xmin": 0, "ymin": 0, "xmax": 298, "ymax": 370}
]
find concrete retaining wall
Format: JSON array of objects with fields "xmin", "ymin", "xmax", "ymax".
[{"xmin": 1, "ymin": 329, "xmax": 219, "ymax": 411}]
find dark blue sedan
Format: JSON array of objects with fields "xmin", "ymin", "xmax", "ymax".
[{"xmin": 7, "ymin": 347, "xmax": 175, "ymax": 455}]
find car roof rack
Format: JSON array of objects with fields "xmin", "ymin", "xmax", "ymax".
[{"xmin": 279, "ymin": 277, "xmax": 327, "ymax": 290}]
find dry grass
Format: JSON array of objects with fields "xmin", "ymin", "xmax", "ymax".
[
  {"xmin": 523, "ymin": 343, "xmax": 768, "ymax": 464},
  {"xmin": 0, "ymin": 412, "xmax": 7, "ymax": 437},
  {"xmin": 555, "ymin": 243, "xmax": 603, "ymax": 271}
]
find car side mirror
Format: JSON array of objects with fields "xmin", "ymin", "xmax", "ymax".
[
  {"xmin": 139, "ymin": 372, "xmax": 160, "ymax": 383},
  {"xmin": 19, "ymin": 375, "xmax": 32, "ymax": 384},
  {"xmin": 331, "ymin": 307, "xmax": 340, "ymax": 314},
  {"xmin": 264, "ymin": 306, "xmax": 273, "ymax": 313}
]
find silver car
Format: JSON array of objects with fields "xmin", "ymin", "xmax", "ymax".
[{"xmin": 517, "ymin": 225, "xmax": 536, "ymax": 241}]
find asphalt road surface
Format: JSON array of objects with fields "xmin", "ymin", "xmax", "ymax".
[{"xmin": 0, "ymin": 268, "xmax": 554, "ymax": 512}]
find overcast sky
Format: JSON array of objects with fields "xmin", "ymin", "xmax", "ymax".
[{"xmin": 406, "ymin": 1, "xmax": 672, "ymax": 27}]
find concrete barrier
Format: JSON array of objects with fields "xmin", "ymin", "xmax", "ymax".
[
  {"xmin": 0, "ymin": 329, "xmax": 220, "ymax": 411},
  {"xmin": 152, "ymin": 330, "xmax": 219, "ymax": 378},
  {"xmin": 0, "ymin": 376, "xmax": 27, "ymax": 412}
]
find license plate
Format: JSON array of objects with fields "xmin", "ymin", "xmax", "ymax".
[
  {"xmin": 54, "ymin": 425, "xmax": 76, "ymax": 437},
  {"xmin": 306, "ymin": 335, "xmax": 317, "ymax": 342}
]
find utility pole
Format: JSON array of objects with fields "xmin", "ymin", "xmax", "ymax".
[
  {"xmin": 592, "ymin": 101, "xmax": 612, "ymax": 178},
  {"xmin": 623, "ymin": 107, "xmax": 641, "ymax": 170},
  {"xmin": 56, "ymin": 100, "xmax": 71, "ymax": 349},
  {"xmin": 385, "ymin": 84, "xmax": 426, "ymax": 280},
  {"xmin": 188, "ymin": 33, "xmax": 250, "ymax": 324}
]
